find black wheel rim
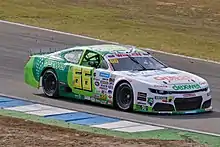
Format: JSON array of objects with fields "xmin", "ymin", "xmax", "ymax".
[
  {"xmin": 117, "ymin": 86, "xmax": 132, "ymax": 110},
  {"xmin": 43, "ymin": 72, "xmax": 57, "ymax": 95}
]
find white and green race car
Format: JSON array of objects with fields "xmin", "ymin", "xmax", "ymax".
[{"xmin": 24, "ymin": 44, "xmax": 212, "ymax": 114}]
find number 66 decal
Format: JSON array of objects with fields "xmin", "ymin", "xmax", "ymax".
[{"xmin": 73, "ymin": 66, "xmax": 92, "ymax": 91}]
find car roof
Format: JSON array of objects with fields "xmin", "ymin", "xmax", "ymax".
[{"xmin": 65, "ymin": 44, "xmax": 148, "ymax": 56}]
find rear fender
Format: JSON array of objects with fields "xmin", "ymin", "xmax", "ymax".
[{"xmin": 24, "ymin": 56, "xmax": 40, "ymax": 88}]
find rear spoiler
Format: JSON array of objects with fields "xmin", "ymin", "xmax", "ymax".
[{"xmin": 28, "ymin": 46, "xmax": 70, "ymax": 56}]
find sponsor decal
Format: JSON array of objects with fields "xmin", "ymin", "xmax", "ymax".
[
  {"xmin": 102, "ymin": 78, "xmax": 109, "ymax": 81},
  {"xmin": 100, "ymin": 80, "xmax": 108, "ymax": 85},
  {"xmin": 101, "ymin": 84, "xmax": 108, "ymax": 88},
  {"xmin": 109, "ymin": 78, "xmax": 115, "ymax": 83},
  {"xmin": 99, "ymin": 72, "xmax": 110, "ymax": 78},
  {"xmin": 137, "ymin": 92, "xmax": 147, "ymax": 101},
  {"xmin": 109, "ymin": 82, "xmax": 114, "ymax": 85},
  {"xmin": 154, "ymin": 76, "xmax": 191, "ymax": 81},
  {"xmin": 99, "ymin": 94, "xmax": 108, "ymax": 101},
  {"xmin": 107, "ymin": 101, "xmax": 113, "ymax": 105},
  {"xmin": 137, "ymin": 92, "xmax": 147, "ymax": 98},
  {"xmin": 100, "ymin": 87, "xmax": 108, "ymax": 90},
  {"xmin": 95, "ymin": 81, "xmax": 100, "ymax": 86},
  {"xmin": 107, "ymin": 54, "xmax": 115, "ymax": 58},
  {"xmin": 153, "ymin": 85, "xmax": 168, "ymax": 88},
  {"xmin": 114, "ymin": 52, "xmax": 143, "ymax": 58},
  {"xmin": 155, "ymin": 96, "xmax": 167, "ymax": 100},
  {"xmin": 44, "ymin": 60, "xmax": 66, "ymax": 70},
  {"xmin": 100, "ymin": 100, "xmax": 106, "ymax": 104},
  {"xmin": 108, "ymin": 85, "xmax": 113, "ymax": 89},
  {"xmin": 155, "ymin": 96, "xmax": 173, "ymax": 102},
  {"xmin": 108, "ymin": 90, "xmax": 113, "ymax": 94},
  {"xmin": 147, "ymin": 97, "xmax": 154, "ymax": 106},
  {"xmin": 90, "ymin": 97, "xmax": 96, "ymax": 102},
  {"xmin": 95, "ymin": 99, "xmax": 101, "ymax": 103},
  {"xmin": 94, "ymin": 78, "xmax": 100, "ymax": 81},
  {"xmin": 107, "ymin": 100, "xmax": 113, "ymax": 105},
  {"xmin": 84, "ymin": 96, "xmax": 91, "ymax": 100},
  {"xmin": 172, "ymin": 83, "xmax": 201, "ymax": 90},
  {"xmin": 137, "ymin": 97, "xmax": 146, "ymax": 101},
  {"xmin": 137, "ymin": 101, "xmax": 146, "ymax": 105},
  {"xmin": 93, "ymin": 94, "xmax": 100, "ymax": 99},
  {"xmin": 109, "ymin": 59, "xmax": 119, "ymax": 64},
  {"xmin": 183, "ymin": 93, "xmax": 196, "ymax": 97},
  {"xmin": 126, "ymin": 73, "xmax": 137, "ymax": 76},
  {"xmin": 101, "ymin": 90, "xmax": 107, "ymax": 94},
  {"xmin": 141, "ymin": 105, "xmax": 147, "ymax": 111}
]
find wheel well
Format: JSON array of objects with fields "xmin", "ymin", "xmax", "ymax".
[
  {"xmin": 40, "ymin": 67, "xmax": 55, "ymax": 77},
  {"xmin": 40, "ymin": 67, "xmax": 57, "ymax": 85},
  {"xmin": 113, "ymin": 80, "xmax": 132, "ymax": 107}
]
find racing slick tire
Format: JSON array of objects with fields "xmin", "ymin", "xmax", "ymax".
[
  {"xmin": 42, "ymin": 69, "xmax": 59, "ymax": 98},
  {"xmin": 115, "ymin": 82, "xmax": 133, "ymax": 112}
]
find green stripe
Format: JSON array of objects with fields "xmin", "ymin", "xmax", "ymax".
[{"xmin": 0, "ymin": 109, "xmax": 219, "ymax": 147}]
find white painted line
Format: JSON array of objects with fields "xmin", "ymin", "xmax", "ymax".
[
  {"xmin": 91, "ymin": 120, "xmax": 141, "ymax": 129},
  {"xmin": 0, "ymin": 19, "xmax": 220, "ymax": 65},
  {"xmin": 113, "ymin": 124, "xmax": 164, "ymax": 132},
  {"xmin": 26, "ymin": 107, "xmax": 77, "ymax": 116},
  {"xmin": 4, "ymin": 104, "xmax": 55, "ymax": 112}
]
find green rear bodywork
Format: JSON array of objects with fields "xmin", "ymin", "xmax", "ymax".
[
  {"xmin": 24, "ymin": 44, "xmax": 128, "ymax": 104},
  {"xmin": 24, "ymin": 54, "xmax": 68, "ymax": 87},
  {"xmin": 24, "ymin": 54, "xmax": 94, "ymax": 100}
]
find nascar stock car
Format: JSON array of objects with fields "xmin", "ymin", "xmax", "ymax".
[{"xmin": 24, "ymin": 44, "xmax": 212, "ymax": 114}]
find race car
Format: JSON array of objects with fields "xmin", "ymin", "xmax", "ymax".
[{"xmin": 24, "ymin": 44, "xmax": 212, "ymax": 114}]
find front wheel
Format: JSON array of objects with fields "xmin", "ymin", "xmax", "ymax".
[
  {"xmin": 115, "ymin": 82, "xmax": 133, "ymax": 111},
  {"xmin": 42, "ymin": 69, "xmax": 59, "ymax": 98}
]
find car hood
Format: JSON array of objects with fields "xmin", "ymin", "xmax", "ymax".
[{"xmin": 114, "ymin": 68, "xmax": 208, "ymax": 90}]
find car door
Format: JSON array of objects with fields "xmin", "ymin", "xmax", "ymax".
[{"xmin": 68, "ymin": 50, "xmax": 100, "ymax": 97}]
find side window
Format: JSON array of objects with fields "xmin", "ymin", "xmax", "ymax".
[
  {"xmin": 83, "ymin": 52, "xmax": 98, "ymax": 62},
  {"xmin": 64, "ymin": 50, "xmax": 83, "ymax": 64},
  {"xmin": 81, "ymin": 51, "xmax": 100, "ymax": 68},
  {"xmin": 99, "ymin": 58, "xmax": 109, "ymax": 69}
]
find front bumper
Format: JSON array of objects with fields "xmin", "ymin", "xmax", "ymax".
[
  {"xmin": 134, "ymin": 98, "xmax": 212, "ymax": 114},
  {"xmin": 133, "ymin": 89, "xmax": 213, "ymax": 114}
]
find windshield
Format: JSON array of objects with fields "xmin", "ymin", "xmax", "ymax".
[{"xmin": 108, "ymin": 56, "xmax": 167, "ymax": 71}]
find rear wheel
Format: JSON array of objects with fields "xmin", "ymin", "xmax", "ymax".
[
  {"xmin": 115, "ymin": 82, "xmax": 133, "ymax": 111},
  {"xmin": 42, "ymin": 69, "xmax": 59, "ymax": 97}
]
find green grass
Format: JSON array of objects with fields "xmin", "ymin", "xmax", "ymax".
[{"xmin": 1, "ymin": 0, "xmax": 220, "ymax": 61}]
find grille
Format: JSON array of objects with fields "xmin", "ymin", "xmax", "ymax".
[
  {"xmin": 153, "ymin": 103, "xmax": 175, "ymax": 111},
  {"xmin": 174, "ymin": 96, "xmax": 202, "ymax": 111}
]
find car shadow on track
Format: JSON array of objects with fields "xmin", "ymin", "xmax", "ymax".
[{"xmin": 34, "ymin": 93, "xmax": 220, "ymax": 120}]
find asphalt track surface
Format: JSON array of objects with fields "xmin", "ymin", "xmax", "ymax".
[{"xmin": 0, "ymin": 21, "xmax": 220, "ymax": 135}]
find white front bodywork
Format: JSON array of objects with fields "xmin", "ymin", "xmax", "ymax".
[{"xmin": 93, "ymin": 67, "xmax": 212, "ymax": 112}]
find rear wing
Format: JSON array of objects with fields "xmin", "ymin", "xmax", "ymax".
[{"xmin": 28, "ymin": 46, "xmax": 70, "ymax": 56}]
